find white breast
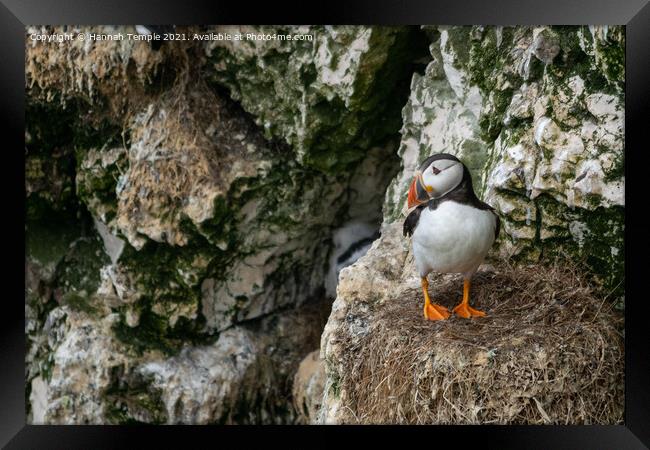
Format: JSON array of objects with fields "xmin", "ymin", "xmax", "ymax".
[{"xmin": 411, "ymin": 201, "xmax": 497, "ymax": 277}]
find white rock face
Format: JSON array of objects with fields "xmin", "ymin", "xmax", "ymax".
[
  {"xmin": 385, "ymin": 31, "xmax": 486, "ymax": 221},
  {"xmin": 138, "ymin": 328, "xmax": 258, "ymax": 424},
  {"xmin": 30, "ymin": 300, "xmax": 325, "ymax": 424},
  {"xmin": 35, "ymin": 307, "xmax": 131, "ymax": 424},
  {"xmin": 28, "ymin": 23, "xmax": 409, "ymax": 336},
  {"xmin": 204, "ymin": 26, "xmax": 412, "ymax": 167}
]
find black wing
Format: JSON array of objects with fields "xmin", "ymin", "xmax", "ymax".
[{"xmin": 403, "ymin": 205, "xmax": 425, "ymax": 237}]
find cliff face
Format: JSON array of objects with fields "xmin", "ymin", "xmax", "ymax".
[
  {"xmin": 319, "ymin": 26, "xmax": 624, "ymax": 424},
  {"xmin": 383, "ymin": 25, "xmax": 624, "ymax": 289},
  {"xmin": 25, "ymin": 25, "xmax": 624, "ymax": 425},
  {"xmin": 25, "ymin": 25, "xmax": 424, "ymax": 424}
]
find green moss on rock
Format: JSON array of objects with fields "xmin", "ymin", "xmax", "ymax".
[
  {"xmin": 535, "ymin": 195, "xmax": 624, "ymax": 295},
  {"xmin": 25, "ymin": 101, "xmax": 78, "ymax": 219},
  {"xmin": 206, "ymin": 26, "xmax": 428, "ymax": 174},
  {"xmin": 111, "ymin": 298, "xmax": 215, "ymax": 356}
]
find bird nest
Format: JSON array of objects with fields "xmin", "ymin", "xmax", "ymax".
[{"xmin": 334, "ymin": 261, "xmax": 624, "ymax": 424}]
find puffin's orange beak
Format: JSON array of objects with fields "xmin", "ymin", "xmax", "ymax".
[{"xmin": 407, "ymin": 173, "xmax": 432, "ymax": 208}]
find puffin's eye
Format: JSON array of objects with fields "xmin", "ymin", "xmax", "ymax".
[{"xmin": 431, "ymin": 166, "xmax": 441, "ymax": 175}]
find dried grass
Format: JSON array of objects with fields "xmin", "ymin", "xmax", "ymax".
[{"xmin": 335, "ymin": 261, "xmax": 624, "ymax": 424}]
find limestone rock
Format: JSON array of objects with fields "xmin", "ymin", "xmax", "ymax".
[
  {"xmin": 26, "ymin": 25, "xmax": 424, "ymax": 423},
  {"xmin": 30, "ymin": 307, "xmax": 131, "ymax": 424},
  {"xmin": 30, "ymin": 298, "xmax": 327, "ymax": 424},
  {"xmin": 204, "ymin": 25, "xmax": 422, "ymax": 172},
  {"xmin": 26, "ymin": 25, "xmax": 416, "ymax": 340},
  {"xmin": 136, "ymin": 328, "xmax": 259, "ymax": 424},
  {"xmin": 292, "ymin": 350, "xmax": 327, "ymax": 423}
]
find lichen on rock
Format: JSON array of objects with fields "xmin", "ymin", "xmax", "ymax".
[
  {"xmin": 30, "ymin": 297, "xmax": 328, "ymax": 424},
  {"xmin": 204, "ymin": 25, "xmax": 426, "ymax": 173}
]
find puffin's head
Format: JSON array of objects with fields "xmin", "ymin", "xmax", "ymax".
[{"xmin": 407, "ymin": 153, "xmax": 465, "ymax": 208}]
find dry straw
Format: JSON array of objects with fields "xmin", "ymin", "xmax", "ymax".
[{"xmin": 334, "ymin": 260, "xmax": 624, "ymax": 424}]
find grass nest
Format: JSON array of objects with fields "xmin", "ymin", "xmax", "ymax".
[{"xmin": 336, "ymin": 261, "xmax": 624, "ymax": 424}]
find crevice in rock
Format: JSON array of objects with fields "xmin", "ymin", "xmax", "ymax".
[
  {"xmin": 322, "ymin": 26, "xmax": 433, "ymax": 300},
  {"xmin": 534, "ymin": 201, "xmax": 543, "ymax": 246},
  {"xmin": 25, "ymin": 98, "xmax": 124, "ymax": 421}
]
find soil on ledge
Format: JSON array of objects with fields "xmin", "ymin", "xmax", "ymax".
[{"xmin": 333, "ymin": 262, "xmax": 624, "ymax": 424}]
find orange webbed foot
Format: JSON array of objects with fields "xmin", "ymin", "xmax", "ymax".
[
  {"xmin": 424, "ymin": 302, "xmax": 451, "ymax": 321},
  {"xmin": 452, "ymin": 302, "xmax": 486, "ymax": 319},
  {"xmin": 421, "ymin": 276, "xmax": 450, "ymax": 321},
  {"xmin": 452, "ymin": 278, "xmax": 487, "ymax": 318}
]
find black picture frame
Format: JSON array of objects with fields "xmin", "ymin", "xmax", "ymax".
[{"xmin": 4, "ymin": 0, "xmax": 649, "ymax": 447}]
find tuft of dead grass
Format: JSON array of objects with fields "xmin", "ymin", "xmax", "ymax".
[{"xmin": 335, "ymin": 261, "xmax": 624, "ymax": 424}]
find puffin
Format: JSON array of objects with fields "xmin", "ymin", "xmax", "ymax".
[{"xmin": 403, "ymin": 153, "xmax": 500, "ymax": 320}]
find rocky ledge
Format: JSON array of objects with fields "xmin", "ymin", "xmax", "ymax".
[{"xmin": 318, "ymin": 223, "xmax": 623, "ymax": 424}]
